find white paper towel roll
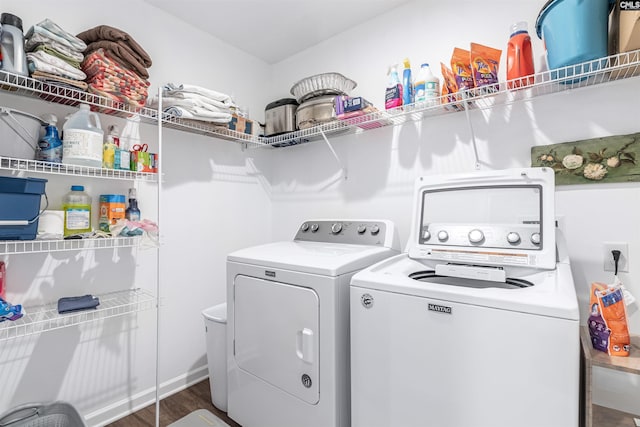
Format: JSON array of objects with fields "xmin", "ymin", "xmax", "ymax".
[{"xmin": 37, "ymin": 210, "xmax": 64, "ymax": 238}]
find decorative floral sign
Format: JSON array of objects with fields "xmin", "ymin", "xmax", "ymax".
[{"xmin": 530, "ymin": 132, "xmax": 640, "ymax": 185}]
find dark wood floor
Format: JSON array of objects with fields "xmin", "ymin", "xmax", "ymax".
[
  {"xmin": 593, "ymin": 404, "xmax": 640, "ymax": 427},
  {"xmin": 106, "ymin": 379, "xmax": 240, "ymax": 427}
]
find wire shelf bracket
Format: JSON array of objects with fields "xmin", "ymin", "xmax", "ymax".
[{"xmin": 319, "ymin": 129, "xmax": 347, "ymax": 180}]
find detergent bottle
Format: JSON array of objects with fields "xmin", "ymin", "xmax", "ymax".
[
  {"xmin": 414, "ymin": 63, "xmax": 440, "ymax": 107},
  {"xmin": 63, "ymin": 185, "xmax": 92, "ymax": 237},
  {"xmin": 62, "ymin": 103, "xmax": 104, "ymax": 168},
  {"xmin": 385, "ymin": 65, "xmax": 403, "ymax": 110},
  {"xmin": 507, "ymin": 21, "xmax": 535, "ymax": 89},
  {"xmin": 0, "ymin": 13, "xmax": 28, "ymax": 76},
  {"xmin": 36, "ymin": 114, "xmax": 63, "ymax": 163}
]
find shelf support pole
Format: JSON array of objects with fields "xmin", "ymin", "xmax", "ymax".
[
  {"xmin": 319, "ymin": 129, "xmax": 347, "ymax": 180},
  {"xmin": 154, "ymin": 86, "xmax": 163, "ymax": 427},
  {"xmin": 461, "ymin": 93, "xmax": 481, "ymax": 170}
]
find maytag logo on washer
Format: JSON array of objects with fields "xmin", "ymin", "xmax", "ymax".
[
  {"xmin": 265, "ymin": 270, "xmax": 276, "ymax": 278},
  {"xmin": 428, "ymin": 303, "xmax": 452, "ymax": 314},
  {"xmin": 361, "ymin": 293, "xmax": 374, "ymax": 309}
]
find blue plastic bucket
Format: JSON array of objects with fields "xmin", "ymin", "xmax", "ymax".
[{"xmin": 536, "ymin": 0, "xmax": 612, "ymax": 78}]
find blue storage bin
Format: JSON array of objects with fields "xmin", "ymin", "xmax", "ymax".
[
  {"xmin": 536, "ymin": 0, "xmax": 613, "ymax": 80},
  {"xmin": 0, "ymin": 176, "xmax": 47, "ymax": 241}
]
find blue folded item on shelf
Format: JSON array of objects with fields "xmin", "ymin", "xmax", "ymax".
[{"xmin": 57, "ymin": 295, "xmax": 100, "ymax": 314}]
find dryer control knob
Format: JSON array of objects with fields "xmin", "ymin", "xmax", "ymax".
[
  {"xmin": 357, "ymin": 225, "xmax": 367, "ymax": 234},
  {"xmin": 311, "ymin": 223, "xmax": 319, "ymax": 233},
  {"xmin": 371, "ymin": 225, "xmax": 380, "ymax": 235},
  {"xmin": 530, "ymin": 232, "xmax": 541, "ymax": 245},
  {"xmin": 422, "ymin": 230, "xmax": 431, "ymax": 241},
  {"xmin": 437, "ymin": 231, "xmax": 449, "ymax": 242},
  {"xmin": 331, "ymin": 223, "xmax": 343, "ymax": 234},
  {"xmin": 301, "ymin": 223, "xmax": 309, "ymax": 232},
  {"xmin": 507, "ymin": 232, "xmax": 521, "ymax": 244},
  {"xmin": 468, "ymin": 229, "xmax": 484, "ymax": 244}
]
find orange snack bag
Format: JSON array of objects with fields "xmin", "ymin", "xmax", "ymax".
[
  {"xmin": 440, "ymin": 63, "xmax": 462, "ymax": 111},
  {"xmin": 450, "ymin": 47, "xmax": 475, "ymax": 92},
  {"xmin": 588, "ymin": 282, "xmax": 631, "ymax": 356},
  {"xmin": 470, "ymin": 42, "xmax": 502, "ymax": 93}
]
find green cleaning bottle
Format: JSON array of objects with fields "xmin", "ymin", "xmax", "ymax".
[{"xmin": 63, "ymin": 185, "xmax": 92, "ymax": 237}]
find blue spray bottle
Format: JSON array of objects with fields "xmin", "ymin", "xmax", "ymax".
[{"xmin": 36, "ymin": 114, "xmax": 63, "ymax": 163}]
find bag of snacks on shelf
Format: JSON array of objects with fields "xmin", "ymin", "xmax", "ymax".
[
  {"xmin": 588, "ymin": 280, "xmax": 631, "ymax": 356},
  {"xmin": 450, "ymin": 47, "xmax": 475, "ymax": 93},
  {"xmin": 440, "ymin": 63, "xmax": 462, "ymax": 111},
  {"xmin": 470, "ymin": 42, "xmax": 502, "ymax": 94}
]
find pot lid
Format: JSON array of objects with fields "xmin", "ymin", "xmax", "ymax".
[{"xmin": 265, "ymin": 98, "xmax": 299, "ymax": 111}]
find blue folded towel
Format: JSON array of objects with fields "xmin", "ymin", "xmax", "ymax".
[{"xmin": 57, "ymin": 295, "xmax": 100, "ymax": 314}]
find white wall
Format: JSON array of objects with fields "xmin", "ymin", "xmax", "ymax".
[
  {"xmin": 1, "ymin": 0, "xmax": 639, "ymax": 423},
  {"xmin": 267, "ymin": 0, "xmax": 640, "ymax": 417},
  {"xmin": 0, "ymin": 0, "xmax": 273, "ymax": 424}
]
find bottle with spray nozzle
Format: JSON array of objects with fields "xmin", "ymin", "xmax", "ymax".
[
  {"xmin": 36, "ymin": 114, "xmax": 63, "ymax": 163},
  {"xmin": 385, "ymin": 64, "xmax": 403, "ymax": 110}
]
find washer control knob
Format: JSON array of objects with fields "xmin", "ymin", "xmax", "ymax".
[
  {"xmin": 468, "ymin": 229, "xmax": 484, "ymax": 244},
  {"xmin": 370, "ymin": 225, "xmax": 380, "ymax": 235},
  {"xmin": 507, "ymin": 232, "xmax": 521, "ymax": 244},
  {"xmin": 310, "ymin": 223, "xmax": 319, "ymax": 233},
  {"xmin": 422, "ymin": 230, "xmax": 431, "ymax": 241},
  {"xmin": 331, "ymin": 223, "xmax": 343, "ymax": 234},
  {"xmin": 301, "ymin": 223, "xmax": 309, "ymax": 232},
  {"xmin": 530, "ymin": 232, "xmax": 541, "ymax": 245},
  {"xmin": 437, "ymin": 231, "xmax": 449, "ymax": 242},
  {"xmin": 357, "ymin": 225, "xmax": 367, "ymax": 234}
]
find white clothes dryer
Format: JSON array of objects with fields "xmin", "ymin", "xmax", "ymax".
[
  {"xmin": 350, "ymin": 168, "xmax": 580, "ymax": 427},
  {"xmin": 227, "ymin": 219, "xmax": 399, "ymax": 427}
]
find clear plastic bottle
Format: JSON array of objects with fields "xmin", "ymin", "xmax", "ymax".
[
  {"xmin": 63, "ymin": 185, "xmax": 92, "ymax": 237},
  {"xmin": 36, "ymin": 114, "xmax": 63, "ymax": 163},
  {"xmin": 62, "ymin": 103, "xmax": 104, "ymax": 168},
  {"xmin": 125, "ymin": 188, "xmax": 141, "ymax": 221}
]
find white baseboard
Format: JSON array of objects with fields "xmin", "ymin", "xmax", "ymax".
[{"xmin": 85, "ymin": 365, "xmax": 209, "ymax": 427}]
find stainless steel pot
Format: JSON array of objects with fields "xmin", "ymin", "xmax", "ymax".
[
  {"xmin": 265, "ymin": 98, "xmax": 298, "ymax": 136},
  {"xmin": 296, "ymin": 95, "xmax": 336, "ymax": 130}
]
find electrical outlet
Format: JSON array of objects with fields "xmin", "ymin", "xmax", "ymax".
[{"xmin": 603, "ymin": 242, "xmax": 629, "ymax": 273}]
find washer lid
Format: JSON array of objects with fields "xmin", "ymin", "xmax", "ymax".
[
  {"xmin": 407, "ymin": 168, "xmax": 557, "ymax": 270},
  {"xmin": 228, "ymin": 241, "xmax": 399, "ymax": 276}
]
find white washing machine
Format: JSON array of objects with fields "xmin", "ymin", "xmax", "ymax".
[
  {"xmin": 350, "ymin": 168, "xmax": 580, "ymax": 427},
  {"xmin": 227, "ymin": 219, "xmax": 400, "ymax": 427}
]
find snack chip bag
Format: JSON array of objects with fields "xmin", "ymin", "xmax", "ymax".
[
  {"xmin": 470, "ymin": 42, "xmax": 502, "ymax": 93},
  {"xmin": 588, "ymin": 282, "xmax": 631, "ymax": 356},
  {"xmin": 440, "ymin": 63, "xmax": 462, "ymax": 111},
  {"xmin": 451, "ymin": 47, "xmax": 475, "ymax": 93}
]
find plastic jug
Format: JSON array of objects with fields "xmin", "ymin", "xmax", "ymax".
[
  {"xmin": 507, "ymin": 22, "xmax": 535, "ymax": 89},
  {"xmin": 0, "ymin": 13, "xmax": 28, "ymax": 76},
  {"xmin": 414, "ymin": 63, "xmax": 440, "ymax": 107},
  {"xmin": 63, "ymin": 185, "xmax": 92, "ymax": 237},
  {"xmin": 62, "ymin": 103, "xmax": 104, "ymax": 168}
]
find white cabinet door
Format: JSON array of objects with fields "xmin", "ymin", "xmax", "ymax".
[{"xmin": 234, "ymin": 275, "xmax": 320, "ymax": 404}]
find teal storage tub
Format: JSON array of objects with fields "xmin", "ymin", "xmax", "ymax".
[
  {"xmin": 536, "ymin": 0, "xmax": 613, "ymax": 78},
  {"xmin": 0, "ymin": 176, "xmax": 47, "ymax": 240}
]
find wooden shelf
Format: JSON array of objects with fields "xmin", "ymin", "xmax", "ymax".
[{"xmin": 581, "ymin": 326, "xmax": 640, "ymax": 427}]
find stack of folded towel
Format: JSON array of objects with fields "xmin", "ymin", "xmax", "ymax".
[
  {"xmin": 149, "ymin": 83, "xmax": 236, "ymax": 125},
  {"xmin": 25, "ymin": 19, "xmax": 88, "ymax": 91},
  {"xmin": 76, "ymin": 25, "xmax": 152, "ymax": 110}
]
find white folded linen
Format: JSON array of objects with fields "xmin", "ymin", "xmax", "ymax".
[
  {"xmin": 25, "ymin": 19, "xmax": 87, "ymax": 52},
  {"xmin": 164, "ymin": 82, "xmax": 233, "ymax": 104},
  {"xmin": 26, "ymin": 32, "xmax": 85, "ymax": 62},
  {"xmin": 164, "ymin": 106, "xmax": 232, "ymax": 124},
  {"xmin": 27, "ymin": 51, "xmax": 87, "ymax": 81}
]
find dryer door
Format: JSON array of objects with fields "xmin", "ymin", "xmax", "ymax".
[{"xmin": 233, "ymin": 275, "xmax": 320, "ymax": 404}]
